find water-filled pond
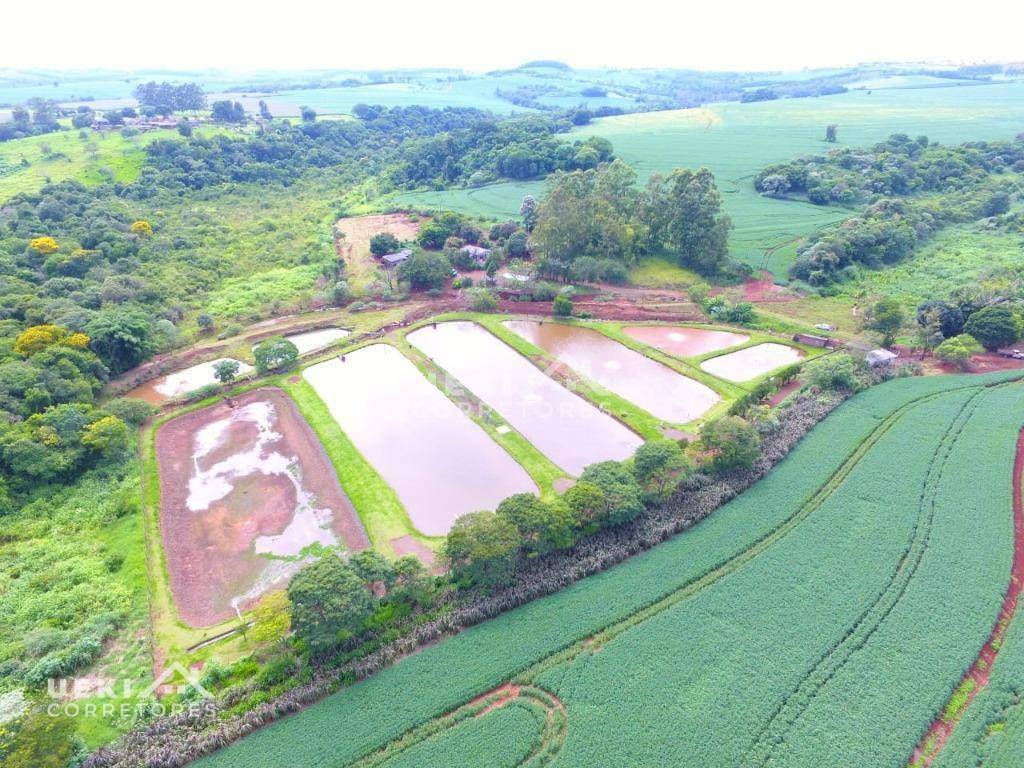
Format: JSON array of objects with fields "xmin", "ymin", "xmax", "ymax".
[
  {"xmin": 622, "ymin": 325, "xmax": 749, "ymax": 358},
  {"xmin": 127, "ymin": 358, "xmax": 254, "ymax": 404},
  {"xmin": 408, "ymin": 322, "xmax": 642, "ymax": 475},
  {"xmin": 304, "ymin": 344, "xmax": 536, "ymax": 536},
  {"xmin": 700, "ymin": 343, "xmax": 805, "ymax": 382},
  {"xmin": 504, "ymin": 320, "xmax": 719, "ymax": 424},
  {"xmin": 264, "ymin": 328, "xmax": 350, "ymax": 356}
]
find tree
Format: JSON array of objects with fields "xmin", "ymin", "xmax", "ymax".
[
  {"xmin": 397, "ymin": 251, "xmax": 451, "ymax": 290},
  {"xmin": 699, "ymin": 416, "xmax": 761, "ymax": 473},
  {"xmin": 963, "ymin": 305, "xmax": 1018, "ymax": 351},
  {"xmin": 287, "ymin": 555, "xmax": 373, "ymax": 649},
  {"xmin": 29, "ymin": 236, "xmax": 59, "ymax": 254},
  {"xmin": 916, "ymin": 299, "xmax": 965, "ymax": 339},
  {"xmin": 443, "ymin": 511, "xmax": 520, "ymax": 587},
  {"xmin": 825, "ymin": 124, "xmax": 838, "ymax": 143},
  {"xmin": 300, "ymin": 106, "xmax": 317, "ymax": 122},
  {"xmin": 552, "ymin": 294, "xmax": 573, "ymax": 317},
  {"xmin": 496, "ymin": 493, "xmax": 574, "ymax": 556},
  {"xmin": 660, "ymin": 168, "xmax": 733, "ymax": 273},
  {"xmin": 349, "ymin": 549, "xmax": 396, "ymax": 593},
  {"xmin": 211, "ymin": 100, "xmax": 245, "ymax": 123},
  {"xmin": 213, "ymin": 359, "xmax": 241, "ymax": 384},
  {"xmin": 579, "ymin": 461, "xmax": 645, "ymax": 526},
  {"xmin": 506, "ymin": 230, "xmax": 529, "ymax": 258},
  {"xmin": 633, "ymin": 440, "xmax": 689, "ymax": 503},
  {"xmin": 867, "ymin": 297, "xmax": 905, "ymax": 347},
  {"xmin": 520, "ymin": 196, "xmax": 538, "ymax": 231},
  {"xmin": 197, "ymin": 313, "xmax": 214, "ymax": 332},
  {"xmin": 86, "ymin": 309, "xmax": 156, "ymax": 374},
  {"xmin": 130, "ymin": 220, "xmax": 153, "ymax": 237},
  {"xmin": 469, "ymin": 288, "xmax": 499, "ymax": 312},
  {"xmin": 252, "ymin": 590, "xmax": 291, "ymax": 643},
  {"xmin": 14, "ymin": 324, "xmax": 75, "ymax": 356},
  {"xmin": 369, "ymin": 232, "xmax": 401, "ymax": 257},
  {"xmin": 177, "ymin": 118, "xmax": 192, "ymax": 137},
  {"xmin": 562, "ymin": 480, "xmax": 607, "ymax": 530},
  {"xmin": 934, "ymin": 334, "xmax": 982, "ymax": 370},
  {"xmin": 81, "ymin": 415, "xmax": 129, "ymax": 456},
  {"xmin": 258, "ymin": 100, "xmax": 273, "ymax": 120},
  {"xmin": 253, "ymin": 337, "xmax": 299, "ymax": 373},
  {"xmin": 392, "ymin": 555, "xmax": 432, "ymax": 605}
]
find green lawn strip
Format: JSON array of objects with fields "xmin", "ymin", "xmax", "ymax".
[
  {"xmin": 392, "ymin": 335, "xmax": 565, "ymax": 496},
  {"xmin": 280, "ymin": 375, "xmax": 429, "ymax": 556},
  {"xmin": 628, "ymin": 255, "xmax": 701, "ymax": 288}
]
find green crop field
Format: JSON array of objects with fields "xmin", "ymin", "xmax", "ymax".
[
  {"xmin": 195, "ymin": 370, "xmax": 1024, "ymax": 768},
  {"xmin": 393, "ymin": 82, "xmax": 1024, "ymax": 280}
]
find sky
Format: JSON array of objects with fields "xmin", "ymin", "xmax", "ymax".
[{"xmin": 4, "ymin": 0, "xmax": 1023, "ymax": 73}]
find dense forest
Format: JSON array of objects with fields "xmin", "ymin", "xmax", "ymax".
[{"xmin": 755, "ymin": 133, "xmax": 1024, "ymax": 284}]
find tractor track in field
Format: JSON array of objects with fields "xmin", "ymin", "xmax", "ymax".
[
  {"xmin": 908, "ymin": 426, "xmax": 1024, "ymax": 767},
  {"xmin": 341, "ymin": 386, "xmax": 976, "ymax": 768},
  {"xmin": 743, "ymin": 387, "xmax": 987, "ymax": 768}
]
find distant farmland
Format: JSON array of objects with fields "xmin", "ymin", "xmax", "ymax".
[
  {"xmin": 196, "ymin": 370, "xmax": 1024, "ymax": 768},
  {"xmin": 395, "ymin": 81, "xmax": 1024, "ymax": 279}
]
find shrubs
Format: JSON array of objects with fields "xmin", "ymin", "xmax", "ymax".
[
  {"xmin": 935, "ymin": 334, "xmax": 982, "ymax": 369},
  {"xmin": 468, "ymin": 288, "xmax": 499, "ymax": 312},
  {"xmin": 805, "ymin": 353, "xmax": 860, "ymax": 392},
  {"xmin": 553, "ymin": 294, "xmax": 573, "ymax": 317}
]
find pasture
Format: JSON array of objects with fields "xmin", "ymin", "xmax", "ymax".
[
  {"xmin": 392, "ymin": 82, "xmax": 1024, "ymax": 279},
  {"xmin": 194, "ymin": 370, "xmax": 1024, "ymax": 768}
]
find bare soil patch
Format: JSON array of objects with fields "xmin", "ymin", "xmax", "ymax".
[
  {"xmin": 390, "ymin": 535, "xmax": 442, "ymax": 574},
  {"xmin": 156, "ymin": 388, "xmax": 368, "ymax": 627},
  {"xmin": 334, "ymin": 213, "xmax": 422, "ymax": 289}
]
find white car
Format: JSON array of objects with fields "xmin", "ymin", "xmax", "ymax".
[{"xmin": 814, "ymin": 323, "xmax": 836, "ymax": 332}]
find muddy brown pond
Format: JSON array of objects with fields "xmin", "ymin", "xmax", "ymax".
[
  {"xmin": 504, "ymin": 320, "xmax": 720, "ymax": 424},
  {"xmin": 408, "ymin": 322, "xmax": 642, "ymax": 475},
  {"xmin": 622, "ymin": 325, "xmax": 749, "ymax": 358},
  {"xmin": 304, "ymin": 344, "xmax": 536, "ymax": 536},
  {"xmin": 156, "ymin": 388, "xmax": 368, "ymax": 627}
]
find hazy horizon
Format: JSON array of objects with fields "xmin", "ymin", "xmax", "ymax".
[{"xmin": 5, "ymin": 0, "xmax": 1022, "ymax": 73}]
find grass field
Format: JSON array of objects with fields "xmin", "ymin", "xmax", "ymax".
[
  {"xmin": 391, "ymin": 82, "xmax": 1024, "ymax": 280},
  {"xmin": 195, "ymin": 369, "xmax": 1024, "ymax": 768},
  {"xmin": 0, "ymin": 128, "xmax": 170, "ymax": 199}
]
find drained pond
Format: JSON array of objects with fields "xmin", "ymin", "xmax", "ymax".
[
  {"xmin": 700, "ymin": 342, "xmax": 805, "ymax": 382},
  {"xmin": 304, "ymin": 344, "xmax": 536, "ymax": 536},
  {"xmin": 156, "ymin": 388, "xmax": 368, "ymax": 627},
  {"xmin": 128, "ymin": 358, "xmax": 253, "ymax": 404},
  {"xmin": 408, "ymin": 321, "xmax": 642, "ymax": 475},
  {"xmin": 622, "ymin": 325, "xmax": 749, "ymax": 357},
  {"xmin": 277, "ymin": 328, "xmax": 350, "ymax": 355},
  {"xmin": 504, "ymin": 320, "xmax": 719, "ymax": 424}
]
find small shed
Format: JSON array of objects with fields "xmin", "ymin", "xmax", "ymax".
[
  {"xmin": 381, "ymin": 249, "xmax": 412, "ymax": 268},
  {"xmin": 866, "ymin": 348, "xmax": 898, "ymax": 367},
  {"xmin": 793, "ymin": 333, "xmax": 835, "ymax": 349},
  {"xmin": 460, "ymin": 244, "xmax": 491, "ymax": 266}
]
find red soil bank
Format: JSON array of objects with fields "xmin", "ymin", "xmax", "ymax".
[
  {"xmin": 910, "ymin": 428, "xmax": 1024, "ymax": 766},
  {"xmin": 156, "ymin": 388, "xmax": 368, "ymax": 627}
]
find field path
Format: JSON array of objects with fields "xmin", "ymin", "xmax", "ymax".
[{"xmin": 909, "ymin": 427, "xmax": 1024, "ymax": 767}]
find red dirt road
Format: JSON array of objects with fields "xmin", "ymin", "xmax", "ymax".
[
  {"xmin": 156, "ymin": 388, "xmax": 368, "ymax": 627},
  {"xmin": 910, "ymin": 428, "xmax": 1024, "ymax": 766}
]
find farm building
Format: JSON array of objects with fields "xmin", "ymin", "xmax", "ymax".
[
  {"xmin": 381, "ymin": 249, "xmax": 412, "ymax": 268},
  {"xmin": 792, "ymin": 333, "xmax": 838, "ymax": 349},
  {"xmin": 460, "ymin": 244, "xmax": 491, "ymax": 266},
  {"xmin": 866, "ymin": 348, "xmax": 898, "ymax": 367}
]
